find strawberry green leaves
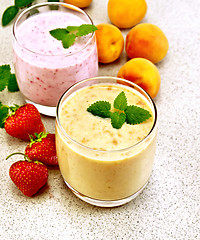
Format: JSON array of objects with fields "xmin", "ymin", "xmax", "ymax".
[
  {"xmin": 0, "ymin": 65, "xmax": 19, "ymax": 92},
  {"xmin": 50, "ymin": 24, "xmax": 98, "ymax": 49},
  {"xmin": 87, "ymin": 91, "xmax": 152, "ymax": 129},
  {"xmin": 0, "ymin": 103, "xmax": 20, "ymax": 128}
]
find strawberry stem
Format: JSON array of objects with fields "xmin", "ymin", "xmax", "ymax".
[
  {"xmin": 6, "ymin": 152, "xmax": 31, "ymax": 161},
  {"xmin": 6, "ymin": 152, "xmax": 44, "ymax": 165}
]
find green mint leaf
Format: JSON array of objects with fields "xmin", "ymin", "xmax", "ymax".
[
  {"xmin": 15, "ymin": 0, "xmax": 34, "ymax": 8},
  {"xmin": 50, "ymin": 24, "xmax": 97, "ymax": 49},
  {"xmin": 0, "ymin": 65, "xmax": 19, "ymax": 92},
  {"xmin": 0, "ymin": 105, "xmax": 9, "ymax": 128},
  {"xmin": 7, "ymin": 74, "xmax": 19, "ymax": 92},
  {"xmin": 114, "ymin": 91, "xmax": 127, "ymax": 111},
  {"xmin": 66, "ymin": 25, "xmax": 98, "ymax": 37},
  {"xmin": 125, "ymin": 105, "xmax": 152, "ymax": 125},
  {"xmin": 62, "ymin": 34, "xmax": 76, "ymax": 49},
  {"xmin": 75, "ymin": 24, "xmax": 98, "ymax": 37},
  {"xmin": 2, "ymin": 6, "xmax": 19, "ymax": 26},
  {"xmin": 87, "ymin": 101, "xmax": 111, "ymax": 118},
  {"xmin": 0, "ymin": 65, "xmax": 11, "ymax": 91},
  {"xmin": 66, "ymin": 26, "xmax": 79, "ymax": 33},
  {"xmin": 111, "ymin": 112, "xmax": 126, "ymax": 129},
  {"xmin": 50, "ymin": 28, "xmax": 69, "ymax": 41}
]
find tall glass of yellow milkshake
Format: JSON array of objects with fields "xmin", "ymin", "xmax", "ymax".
[{"xmin": 55, "ymin": 77, "xmax": 157, "ymax": 207}]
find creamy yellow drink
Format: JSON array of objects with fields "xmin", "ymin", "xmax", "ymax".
[{"xmin": 56, "ymin": 77, "xmax": 157, "ymax": 206}]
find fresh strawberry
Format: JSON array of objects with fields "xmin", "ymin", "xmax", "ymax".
[
  {"xmin": 7, "ymin": 153, "xmax": 48, "ymax": 197},
  {"xmin": 25, "ymin": 132, "xmax": 58, "ymax": 166},
  {"xmin": 0, "ymin": 103, "xmax": 45, "ymax": 140}
]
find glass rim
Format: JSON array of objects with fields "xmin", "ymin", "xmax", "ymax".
[
  {"xmin": 56, "ymin": 76, "xmax": 157, "ymax": 154},
  {"xmin": 12, "ymin": 2, "xmax": 95, "ymax": 57}
]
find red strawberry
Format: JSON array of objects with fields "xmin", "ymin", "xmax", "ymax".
[
  {"xmin": 7, "ymin": 153, "xmax": 48, "ymax": 197},
  {"xmin": 2, "ymin": 103, "xmax": 45, "ymax": 140},
  {"xmin": 25, "ymin": 132, "xmax": 58, "ymax": 166}
]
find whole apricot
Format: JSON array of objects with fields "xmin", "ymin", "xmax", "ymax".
[
  {"xmin": 126, "ymin": 23, "xmax": 169, "ymax": 63},
  {"xmin": 117, "ymin": 58, "xmax": 161, "ymax": 98},
  {"xmin": 95, "ymin": 23, "xmax": 124, "ymax": 64},
  {"xmin": 108, "ymin": 0, "xmax": 147, "ymax": 29},
  {"xmin": 63, "ymin": 0, "xmax": 92, "ymax": 8}
]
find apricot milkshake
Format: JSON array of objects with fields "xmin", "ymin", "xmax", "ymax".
[
  {"xmin": 56, "ymin": 77, "xmax": 157, "ymax": 207},
  {"xmin": 13, "ymin": 3, "xmax": 98, "ymax": 116}
]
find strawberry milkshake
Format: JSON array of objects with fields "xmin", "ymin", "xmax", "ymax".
[{"xmin": 13, "ymin": 2, "xmax": 98, "ymax": 116}]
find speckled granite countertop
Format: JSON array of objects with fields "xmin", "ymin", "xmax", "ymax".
[{"xmin": 0, "ymin": 0, "xmax": 199, "ymax": 239}]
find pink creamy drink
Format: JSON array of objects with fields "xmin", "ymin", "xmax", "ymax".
[{"xmin": 13, "ymin": 3, "xmax": 98, "ymax": 116}]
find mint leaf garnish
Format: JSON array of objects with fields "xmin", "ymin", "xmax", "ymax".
[
  {"xmin": 125, "ymin": 105, "xmax": 152, "ymax": 125},
  {"xmin": 50, "ymin": 24, "xmax": 98, "ymax": 49},
  {"xmin": 2, "ymin": 6, "xmax": 19, "ymax": 26},
  {"xmin": 62, "ymin": 34, "xmax": 76, "ymax": 49},
  {"xmin": 87, "ymin": 91, "xmax": 152, "ymax": 129},
  {"xmin": 50, "ymin": 28, "xmax": 69, "ymax": 41},
  {"xmin": 0, "ymin": 65, "xmax": 19, "ymax": 92},
  {"xmin": 66, "ymin": 26, "xmax": 79, "ymax": 33},
  {"xmin": 114, "ymin": 91, "xmax": 127, "ymax": 111},
  {"xmin": 87, "ymin": 101, "xmax": 111, "ymax": 118},
  {"xmin": 111, "ymin": 112, "xmax": 126, "ymax": 129},
  {"xmin": 67, "ymin": 24, "xmax": 98, "ymax": 37}
]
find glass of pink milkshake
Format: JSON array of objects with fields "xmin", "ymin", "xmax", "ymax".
[{"xmin": 13, "ymin": 2, "xmax": 98, "ymax": 116}]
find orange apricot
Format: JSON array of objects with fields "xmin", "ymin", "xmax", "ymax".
[
  {"xmin": 95, "ymin": 23, "xmax": 124, "ymax": 64},
  {"xmin": 63, "ymin": 0, "xmax": 92, "ymax": 8},
  {"xmin": 126, "ymin": 23, "xmax": 169, "ymax": 63},
  {"xmin": 117, "ymin": 58, "xmax": 161, "ymax": 98},
  {"xmin": 108, "ymin": 0, "xmax": 147, "ymax": 29}
]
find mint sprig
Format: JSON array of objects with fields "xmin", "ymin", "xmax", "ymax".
[
  {"xmin": 0, "ymin": 65, "xmax": 19, "ymax": 92},
  {"xmin": 50, "ymin": 24, "xmax": 98, "ymax": 49},
  {"xmin": 87, "ymin": 91, "xmax": 152, "ymax": 129}
]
